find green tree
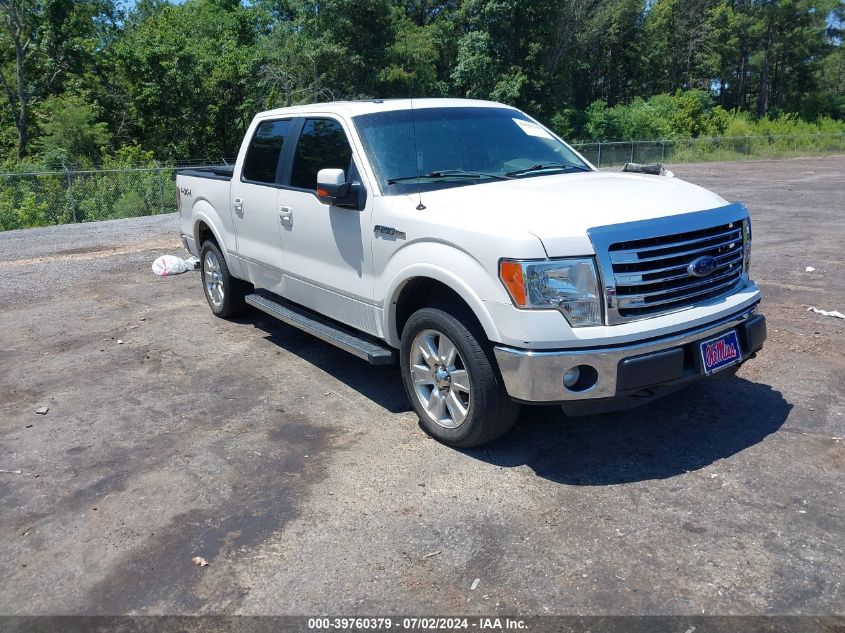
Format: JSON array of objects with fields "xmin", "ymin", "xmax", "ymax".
[
  {"xmin": 379, "ymin": 13, "xmax": 448, "ymax": 97},
  {"xmin": 109, "ymin": 0, "xmax": 265, "ymax": 159},
  {"xmin": 451, "ymin": 0, "xmax": 560, "ymax": 113},
  {"xmin": 36, "ymin": 94, "xmax": 111, "ymax": 166},
  {"xmin": 257, "ymin": 6, "xmax": 345, "ymax": 107},
  {"xmin": 642, "ymin": 0, "xmax": 720, "ymax": 94},
  {"xmin": 0, "ymin": 0, "xmax": 39, "ymax": 158},
  {"xmin": 575, "ymin": 0, "xmax": 645, "ymax": 107},
  {"xmin": 0, "ymin": 0, "xmax": 117, "ymax": 160}
]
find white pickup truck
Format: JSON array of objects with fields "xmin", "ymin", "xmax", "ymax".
[{"xmin": 177, "ymin": 98, "xmax": 766, "ymax": 447}]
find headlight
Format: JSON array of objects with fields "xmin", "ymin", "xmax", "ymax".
[
  {"xmin": 499, "ymin": 257, "xmax": 602, "ymax": 326},
  {"xmin": 743, "ymin": 217, "xmax": 752, "ymax": 274}
]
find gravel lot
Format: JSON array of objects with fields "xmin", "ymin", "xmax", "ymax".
[{"xmin": 0, "ymin": 157, "xmax": 843, "ymax": 617}]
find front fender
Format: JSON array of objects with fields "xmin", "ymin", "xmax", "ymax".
[{"xmin": 379, "ymin": 241, "xmax": 511, "ymax": 347}]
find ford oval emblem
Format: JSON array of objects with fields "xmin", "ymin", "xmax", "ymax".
[{"xmin": 688, "ymin": 255, "xmax": 718, "ymax": 278}]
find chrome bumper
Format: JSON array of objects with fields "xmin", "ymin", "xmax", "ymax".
[{"xmin": 494, "ymin": 306, "xmax": 763, "ymax": 403}]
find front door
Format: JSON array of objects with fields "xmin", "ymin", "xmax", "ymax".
[
  {"xmin": 231, "ymin": 117, "xmax": 293, "ymax": 295},
  {"xmin": 278, "ymin": 117, "xmax": 377, "ymax": 334}
]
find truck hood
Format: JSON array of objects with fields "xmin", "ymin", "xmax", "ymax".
[{"xmin": 411, "ymin": 171, "xmax": 730, "ymax": 256}]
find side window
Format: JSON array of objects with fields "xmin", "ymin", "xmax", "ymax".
[
  {"xmin": 290, "ymin": 118, "xmax": 353, "ymax": 191},
  {"xmin": 242, "ymin": 119, "xmax": 291, "ymax": 184}
]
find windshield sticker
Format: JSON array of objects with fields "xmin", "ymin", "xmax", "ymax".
[{"xmin": 513, "ymin": 118, "xmax": 554, "ymax": 139}]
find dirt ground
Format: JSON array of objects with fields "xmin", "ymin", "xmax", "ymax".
[{"xmin": 0, "ymin": 156, "xmax": 843, "ymax": 617}]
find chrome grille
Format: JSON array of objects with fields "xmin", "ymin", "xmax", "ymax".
[{"xmin": 608, "ymin": 221, "xmax": 745, "ymax": 319}]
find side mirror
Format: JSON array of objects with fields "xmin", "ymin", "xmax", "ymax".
[{"xmin": 317, "ymin": 168, "xmax": 355, "ymax": 207}]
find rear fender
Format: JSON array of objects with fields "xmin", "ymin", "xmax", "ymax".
[{"xmin": 192, "ymin": 201, "xmax": 243, "ymax": 277}]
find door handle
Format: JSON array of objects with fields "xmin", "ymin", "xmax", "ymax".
[
  {"xmin": 233, "ymin": 197, "xmax": 244, "ymax": 216},
  {"xmin": 279, "ymin": 206, "xmax": 293, "ymax": 226}
]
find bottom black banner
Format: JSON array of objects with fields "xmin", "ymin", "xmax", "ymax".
[{"xmin": 0, "ymin": 616, "xmax": 843, "ymax": 633}]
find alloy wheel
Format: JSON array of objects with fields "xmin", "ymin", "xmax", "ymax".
[
  {"xmin": 409, "ymin": 329, "xmax": 471, "ymax": 429},
  {"xmin": 203, "ymin": 251, "xmax": 224, "ymax": 308}
]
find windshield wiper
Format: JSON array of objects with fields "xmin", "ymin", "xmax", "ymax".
[
  {"xmin": 504, "ymin": 163, "xmax": 591, "ymax": 177},
  {"xmin": 387, "ymin": 170, "xmax": 512, "ymax": 185}
]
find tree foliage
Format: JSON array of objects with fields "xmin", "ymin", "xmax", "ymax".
[{"xmin": 0, "ymin": 0, "xmax": 843, "ymax": 164}]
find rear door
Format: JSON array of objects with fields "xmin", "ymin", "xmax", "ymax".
[{"xmin": 231, "ymin": 117, "xmax": 294, "ymax": 293}]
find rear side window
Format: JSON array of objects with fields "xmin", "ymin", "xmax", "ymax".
[
  {"xmin": 242, "ymin": 119, "xmax": 291, "ymax": 184},
  {"xmin": 290, "ymin": 119, "xmax": 353, "ymax": 190}
]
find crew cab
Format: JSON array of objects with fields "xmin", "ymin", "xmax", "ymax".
[{"xmin": 177, "ymin": 98, "xmax": 766, "ymax": 447}]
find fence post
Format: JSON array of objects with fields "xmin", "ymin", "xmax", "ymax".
[
  {"xmin": 597, "ymin": 141, "xmax": 602, "ymax": 168},
  {"xmin": 660, "ymin": 139, "xmax": 665, "ymax": 163},
  {"xmin": 62, "ymin": 163, "xmax": 77, "ymax": 223},
  {"xmin": 630, "ymin": 140, "xmax": 634, "ymax": 163},
  {"xmin": 155, "ymin": 160, "xmax": 165, "ymax": 215},
  {"xmin": 744, "ymin": 136, "xmax": 750, "ymax": 158}
]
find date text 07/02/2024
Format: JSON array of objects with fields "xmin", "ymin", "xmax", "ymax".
[{"xmin": 307, "ymin": 617, "xmax": 528, "ymax": 630}]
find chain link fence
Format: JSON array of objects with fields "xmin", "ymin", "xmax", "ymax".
[
  {"xmin": 0, "ymin": 163, "xmax": 230, "ymax": 231},
  {"xmin": 571, "ymin": 132, "xmax": 845, "ymax": 167},
  {"xmin": 1, "ymin": 133, "xmax": 844, "ymax": 230}
]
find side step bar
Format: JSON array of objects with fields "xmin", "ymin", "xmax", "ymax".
[{"xmin": 245, "ymin": 290, "xmax": 397, "ymax": 365}]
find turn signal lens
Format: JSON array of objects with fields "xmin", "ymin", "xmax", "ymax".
[{"xmin": 499, "ymin": 260, "xmax": 527, "ymax": 306}]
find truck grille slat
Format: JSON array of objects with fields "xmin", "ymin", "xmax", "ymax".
[
  {"xmin": 614, "ymin": 252, "xmax": 744, "ymax": 286},
  {"xmin": 609, "ymin": 229, "xmax": 743, "ymax": 265},
  {"xmin": 617, "ymin": 267, "xmax": 743, "ymax": 306},
  {"xmin": 608, "ymin": 220, "xmax": 745, "ymax": 319},
  {"xmin": 608, "ymin": 226, "xmax": 742, "ymax": 260}
]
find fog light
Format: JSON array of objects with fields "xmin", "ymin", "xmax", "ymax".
[
  {"xmin": 563, "ymin": 367, "xmax": 580, "ymax": 387},
  {"xmin": 563, "ymin": 364, "xmax": 599, "ymax": 393}
]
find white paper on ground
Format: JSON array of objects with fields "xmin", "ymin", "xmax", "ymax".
[
  {"xmin": 806, "ymin": 306, "xmax": 845, "ymax": 320},
  {"xmin": 152, "ymin": 255, "xmax": 193, "ymax": 276}
]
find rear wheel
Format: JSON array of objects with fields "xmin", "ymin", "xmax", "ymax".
[
  {"xmin": 400, "ymin": 306, "xmax": 519, "ymax": 447},
  {"xmin": 200, "ymin": 240, "xmax": 250, "ymax": 318}
]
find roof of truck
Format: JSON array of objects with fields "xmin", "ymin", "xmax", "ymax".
[{"xmin": 256, "ymin": 98, "xmax": 518, "ymax": 119}]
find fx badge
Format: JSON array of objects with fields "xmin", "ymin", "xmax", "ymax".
[{"xmin": 374, "ymin": 225, "xmax": 406, "ymax": 239}]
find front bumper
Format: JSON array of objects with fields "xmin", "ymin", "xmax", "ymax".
[{"xmin": 494, "ymin": 306, "xmax": 766, "ymax": 404}]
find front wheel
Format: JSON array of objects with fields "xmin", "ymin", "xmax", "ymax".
[{"xmin": 400, "ymin": 306, "xmax": 520, "ymax": 447}]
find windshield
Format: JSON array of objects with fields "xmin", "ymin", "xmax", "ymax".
[{"xmin": 352, "ymin": 107, "xmax": 591, "ymax": 194}]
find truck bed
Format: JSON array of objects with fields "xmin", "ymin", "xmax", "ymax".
[
  {"xmin": 177, "ymin": 167, "xmax": 234, "ymax": 257},
  {"xmin": 177, "ymin": 165, "xmax": 235, "ymax": 181}
]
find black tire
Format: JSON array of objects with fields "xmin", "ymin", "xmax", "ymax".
[
  {"xmin": 400, "ymin": 305, "xmax": 520, "ymax": 448},
  {"xmin": 199, "ymin": 240, "xmax": 250, "ymax": 318}
]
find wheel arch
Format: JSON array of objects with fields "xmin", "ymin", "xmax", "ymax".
[
  {"xmin": 385, "ymin": 268, "xmax": 501, "ymax": 348},
  {"xmin": 192, "ymin": 204, "xmax": 230, "ymax": 267}
]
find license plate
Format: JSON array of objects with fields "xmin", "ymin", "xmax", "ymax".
[{"xmin": 699, "ymin": 330, "xmax": 741, "ymax": 375}]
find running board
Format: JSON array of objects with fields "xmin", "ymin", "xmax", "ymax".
[{"xmin": 245, "ymin": 290, "xmax": 397, "ymax": 365}]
